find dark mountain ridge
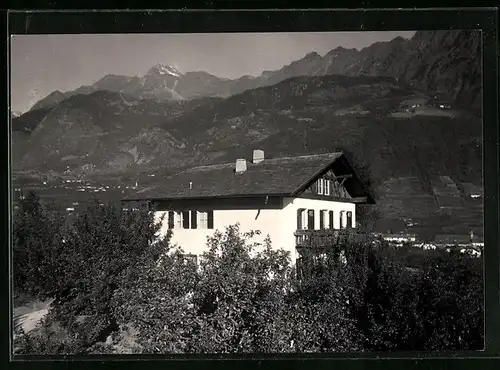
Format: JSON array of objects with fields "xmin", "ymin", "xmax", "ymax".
[{"xmin": 28, "ymin": 30, "xmax": 481, "ymax": 112}]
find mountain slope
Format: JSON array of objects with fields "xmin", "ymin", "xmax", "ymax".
[{"xmin": 13, "ymin": 90, "xmax": 207, "ymax": 173}]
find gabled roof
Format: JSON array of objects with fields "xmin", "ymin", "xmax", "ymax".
[{"xmin": 124, "ymin": 152, "xmax": 374, "ymax": 203}]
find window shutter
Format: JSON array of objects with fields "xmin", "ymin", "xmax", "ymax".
[
  {"xmin": 168, "ymin": 211, "xmax": 174, "ymax": 229},
  {"xmin": 182, "ymin": 211, "xmax": 190, "ymax": 229},
  {"xmin": 207, "ymin": 210, "xmax": 214, "ymax": 229},
  {"xmin": 191, "ymin": 210, "xmax": 198, "ymax": 229}
]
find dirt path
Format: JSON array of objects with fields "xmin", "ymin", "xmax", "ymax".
[{"xmin": 13, "ymin": 299, "xmax": 53, "ymax": 334}]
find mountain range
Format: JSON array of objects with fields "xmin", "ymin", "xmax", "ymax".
[
  {"xmin": 27, "ymin": 30, "xmax": 481, "ymax": 113},
  {"xmin": 11, "ymin": 30, "xmax": 483, "ymax": 236}
]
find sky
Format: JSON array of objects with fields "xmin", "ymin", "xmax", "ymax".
[{"xmin": 10, "ymin": 31, "xmax": 416, "ymax": 113}]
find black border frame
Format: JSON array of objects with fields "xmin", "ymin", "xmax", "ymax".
[{"xmin": 3, "ymin": 7, "xmax": 499, "ymax": 369}]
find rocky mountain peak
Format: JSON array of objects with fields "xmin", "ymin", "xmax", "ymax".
[{"xmin": 146, "ymin": 64, "xmax": 183, "ymax": 78}]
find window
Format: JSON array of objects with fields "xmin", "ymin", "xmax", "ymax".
[
  {"xmin": 339, "ymin": 211, "xmax": 345, "ymax": 229},
  {"xmin": 320, "ymin": 210, "xmax": 328, "ymax": 229},
  {"xmin": 174, "ymin": 210, "xmax": 214, "ymax": 229},
  {"xmin": 297, "ymin": 208, "xmax": 306, "ymax": 230},
  {"xmin": 198, "ymin": 211, "xmax": 208, "ymax": 229},
  {"xmin": 329, "ymin": 211, "xmax": 334, "ymax": 229},
  {"xmin": 325, "ymin": 179, "xmax": 331, "ymax": 195},
  {"xmin": 175, "ymin": 211, "xmax": 183, "ymax": 229},
  {"xmin": 346, "ymin": 211, "xmax": 353, "ymax": 229},
  {"xmin": 307, "ymin": 210, "xmax": 315, "ymax": 230},
  {"xmin": 317, "ymin": 179, "xmax": 324, "ymax": 195}
]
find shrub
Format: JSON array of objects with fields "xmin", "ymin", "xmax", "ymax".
[
  {"xmin": 12, "ymin": 195, "xmax": 484, "ymax": 354},
  {"xmin": 13, "ymin": 198, "xmax": 171, "ymax": 354},
  {"xmin": 12, "ymin": 192, "xmax": 65, "ymax": 297},
  {"xmin": 113, "ymin": 224, "xmax": 363, "ymax": 353}
]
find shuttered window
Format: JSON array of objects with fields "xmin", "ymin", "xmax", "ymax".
[
  {"xmin": 346, "ymin": 211, "xmax": 353, "ymax": 229},
  {"xmin": 307, "ymin": 210, "xmax": 315, "ymax": 230},
  {"xmin": 325, "ymin": 180, "xmax": 331, "ymax": 195},
  {"xmin": 175, "ymin": 211, "xmax": 182, "ymax": 229},
  {"xmin": 320, "ymin": 210, "xmax": 329, "ymax": 229},
  {"xmin": 340, "ymin": 211, "xmax": 345, "ymax": 229},
  {"xmin": 198, "ymin": 211, "xmax": 208, "ymax": 229},
  {"xmin": 329, "ymin": 211, "xmax": 334, "ymax": 229},
  {"xmin": 297, "ymin": 208, "xmax": 305, "ymax": 230}
]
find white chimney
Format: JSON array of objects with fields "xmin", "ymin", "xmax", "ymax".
[
  {"xmin": 235, "ymin": 158, "xmax": 247, "ymax": 173},
  {"xmin": 253, "ymin": 149, "xmax": 265, "ymax": 164}
]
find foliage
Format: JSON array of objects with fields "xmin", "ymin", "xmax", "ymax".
[
  {"xmin": 12, "ymin": 192, "xmax": 65, "ymax": 297},
  {"xmin": 13, "ymin": 196, "xmax": 483, "ymax": 354},
  {"xmin": 13, "ymin": 196, "xmax": 170, "ymax": 353},
  {"xmin": 112, "ymin": 225, "xmax": 361, "ymax": 353},
  {"xmin": 338, "ymin": 235, "xmax": 484, "ymax": 351}
]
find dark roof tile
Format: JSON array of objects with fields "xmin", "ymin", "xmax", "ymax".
[{"xmin": 125, "ymin": 153, "xmax": 342, "ymax": 200}]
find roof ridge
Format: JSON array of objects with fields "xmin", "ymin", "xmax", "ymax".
[{"xmin": 183, "ymin": 152, "xmax": 344, "ymax": 173}]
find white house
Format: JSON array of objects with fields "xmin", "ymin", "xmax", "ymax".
[
  {"xmin": 382, "ymin": 233, "xmax": 417, "ymax": 245},
  {"xmin": 123, "ymin": 150, "xmax": 374, "ymax": 263}
]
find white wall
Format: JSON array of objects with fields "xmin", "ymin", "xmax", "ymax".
[
  {"xmin": 155, "ymin": 207, "xmax": 290, "ymax": 257},
  {"xmin": 155, "ymin": 197, "xmax": 356, "ymax": 263}
]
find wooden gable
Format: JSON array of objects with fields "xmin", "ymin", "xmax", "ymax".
[{"xmin": 298, "ymin": 165, "xmax": 368, "ymax": 203}]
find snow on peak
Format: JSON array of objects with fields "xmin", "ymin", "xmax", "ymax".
[{"xmin": 149, "ymin": 63, "xmax": 183, "ymax": 77}]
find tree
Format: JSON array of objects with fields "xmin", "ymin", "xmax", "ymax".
[
  {"xmin": 13, "ymin": 197, "xmax": 484, "ymax": 354},
  {"xmin": 12, "ymin": 191, "xmax": 65, "ymax": 297},
  {"xmin": 113, "ymin": 224, "xmax": 364, "ymax": 353},
  {"xmin": 13, "ymin": 199, "xmax": 170, "ymax": 354}
]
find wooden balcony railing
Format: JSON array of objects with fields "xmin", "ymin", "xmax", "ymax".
[
  {"xmin": 294, "ymin": 229, "xmax": 374, "ymax": 249},
  {"xmin": 295, "ymin": 229, "xmax": 341, "ymax": 248}
]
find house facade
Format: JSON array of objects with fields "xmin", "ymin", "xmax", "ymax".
[
  {"xmin": 381, "ymin": 233, "xmax": 418, "ymax": 246},
  {"xmin": 124, "ymin": 150, "xmax": 374, "ymax": 263}
]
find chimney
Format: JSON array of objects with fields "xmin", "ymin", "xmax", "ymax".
[
  {"xmin": 253, "ymin": 149, "xmax": 265, "ymax": 164},
  {"xmin": 235, "ymin": 158, "xmax": 247, "ymax": 173}
]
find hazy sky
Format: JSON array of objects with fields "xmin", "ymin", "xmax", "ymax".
[{"xmin": 10, "ymin": 31, "xmax": 416, "ymax": 113}]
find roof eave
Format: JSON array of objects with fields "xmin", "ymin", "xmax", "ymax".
[{"xmin": 122, "ymin": 192, "xmax": 293, "ymax": 202}]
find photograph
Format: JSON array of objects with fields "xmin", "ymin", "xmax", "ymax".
[{"xmin": 10, "ymin": 26, "xmax": 484, "ymax": 355}]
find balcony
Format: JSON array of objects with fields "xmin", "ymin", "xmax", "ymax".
[
  {"xmin": 295, "ymin": 229, "xmax": 341, "ymax": 248},
  {"xmin": 294, "ymin": 229, "xmax": 374, "ymax": 249}
]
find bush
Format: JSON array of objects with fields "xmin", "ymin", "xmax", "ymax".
[
  {"xmin": 13, "ymin": 198, "xmax": 171, "ymax": 354},
  {"xmin": 112, "ymin": 225, "xmax": 362, "ymax": 353},
  {"xmin": 12, "ymin": 196, "xmax": 483, "ymax": 354},
  {"xmin": 12, "ymin": 192, "xmax": 65, "ymax": 297}
]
